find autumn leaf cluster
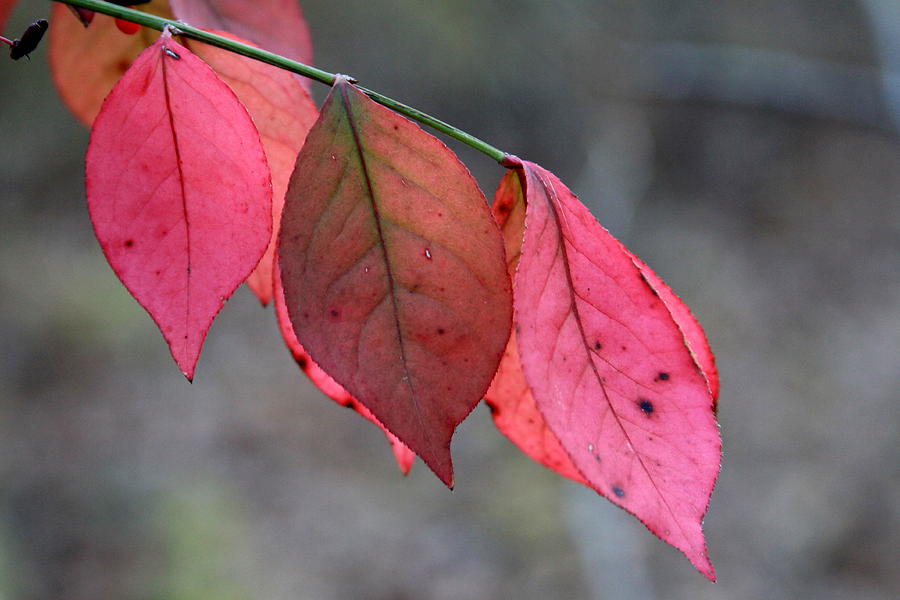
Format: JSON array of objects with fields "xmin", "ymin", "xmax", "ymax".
[{"xmin": 2, "ymin": 0, "xmax": 721, "ymax": 579}]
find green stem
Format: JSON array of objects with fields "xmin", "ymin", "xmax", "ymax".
[{"xmin": 50, "ymin": 0, "xmax": 510, "ymax": 163}]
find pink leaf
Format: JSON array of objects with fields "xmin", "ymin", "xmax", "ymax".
[
  {"xmin": 494, "ymin": 158, "xmax": 720, "ymax": 579},
  {"xmin": 273, "ymin": 265, "xmax": 415, "ymax": 475},
  {"xmin": 85, "ymin": 34, "xmax": 272, "ymax": 380},
  {"xmin": 278, "ymin": 79, "xmax": 512, "ymax": 487},
  {"xmin": 188, "ymin": 31, "xmax": 318, "ymax": 306}
]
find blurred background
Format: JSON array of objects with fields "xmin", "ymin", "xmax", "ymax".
[{"xmin": 1, "ymin": 0, "xmax": 898, "ymax": 598}]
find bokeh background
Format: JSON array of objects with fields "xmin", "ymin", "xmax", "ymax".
[{"xmin": 1, "ymin": 0, "xmax": 898, "ymax": 598}]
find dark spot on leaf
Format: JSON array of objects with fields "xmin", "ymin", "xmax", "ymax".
[
  {"xmin": 637, "ymin": 398, "xmax": 654, "ymax": 415},
  {"xmin": 302, "ymin": 312, "xmax": 309, "ymax": 319},
  {"xmin": 124, "ymin": 239, "xmax": 134, "ymax": 248},
  {"xmin": 594, "ymin": 454, "xmax": 602, "ymax": 463},
  {"xmin": 437, "ymin": 328, "xmax": 445, "ymax": 335},
  {"xmin": 620, "ymin": 345, "xmax": 627, "ymax": 351},
  {"xmin": 655, "ymin": 371, "xmax": 670, "ymax": 381},
  {"xmin": 154, "ymin": 270, "xmax": 161, "ymax": 276},
  {"xmin": 393, "ymin": 125, "xmax": 399, "ymax": 131},
  {"xmin": 593, "ymin": 341, "xmax": 602, "ymax": 350},
  {"xmin": 612, "ymin": 486, "xmax": 625, "ymax": 498},
  {"xmin": 329, "ymin": 309, "xmax": 340, "ymax": 318}
]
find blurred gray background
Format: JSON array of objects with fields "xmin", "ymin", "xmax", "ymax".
[{"xmin": 1, "ymin": 0, "xmax": 898, "ymax": 598}]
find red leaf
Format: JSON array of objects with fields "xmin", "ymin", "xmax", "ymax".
[
  {"xmin": 273, "ymin": 265, "xmax": 415, "ymax": 475},
  {"xmin": 85, "ymin": 34, "xmax": 272, "ymax": 380},
  {"xmin": 115, "ymin": 18, "xmax": 142, "ymax": 36},
  {"xmin": 48, "ymin": 2, "xmax": 172, "ymax": 126},
  {"xmin": 278, "ymin": 79, "xmax": 512, "ymax": 487},
  {"xmin": 188, "ymin": 32, "xmax": 318, "ymax": 306},
  {"xmin": 169, "ymin": 0, "xmax": 312, "ymax": 87},
  {"xmin": 493, "ymin": 159, "xmax": 720, "ymax": 580},
  {"xmin": 0, "ymin": 0, "xmax": 16, "ymax": 32}
]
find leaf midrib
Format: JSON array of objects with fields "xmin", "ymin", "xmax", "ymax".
[
  {"xmin": 531, "ymin": 167, "xmax": 696, "ymax": 554},
  {"xmin": 337, "ymin": 83, "xmax": 436, "ymax": 458}
]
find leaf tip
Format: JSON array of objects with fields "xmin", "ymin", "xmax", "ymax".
[
  {"xmin": 253, "ymin": 291, "xmax": 272, "ymax": 308},
  {"xmin": 698, "ymin": 557, "xmax": 717, "ymax": 582}
]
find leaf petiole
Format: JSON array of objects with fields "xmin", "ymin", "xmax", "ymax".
[{"xmin": 50, "ymin": 0, "xmax": 509, "ymax": 163}]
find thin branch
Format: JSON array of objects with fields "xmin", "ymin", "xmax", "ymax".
[{"xmin": 50, "ymin": 0, "xmax": 510, "ymax": 163}]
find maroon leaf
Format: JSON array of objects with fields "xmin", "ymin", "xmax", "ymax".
[
  {"xmin": 278, "ymin": 78, "xmax": 512, "ymax": 487},
  {"xmin": 85, "ymin": 33, "xmax": 272, "ymax": 380},
  {"xmin": 491, "ymin": 159, "xmax": 720, "ymax": 579}
]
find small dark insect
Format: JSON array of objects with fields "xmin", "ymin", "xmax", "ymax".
[{"xmin": 9, "ymin": 19, "xmax": 49, "ymax": 61}]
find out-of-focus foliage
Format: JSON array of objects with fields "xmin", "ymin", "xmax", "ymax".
[{"xmin": 0, "ymin": 0, "xmax": 897, "ymax": 599}]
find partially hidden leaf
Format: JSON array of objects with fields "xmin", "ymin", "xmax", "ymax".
[
  {"xmin": 188, "ymin": 32, "xmax": 318, "ymax": 306},
  {"xmin": 273, "ymin": 265, "xmax": 415, "ymax": 475},
  {"xmin": 489, "ymin": 158, "xmax": 720, "ymax": 580},
  {"xmin": 485, "ymin": 171, "xmax": 587, "ymax": 485},
  {"xmin": 278, "ymin": 78, "xmax": 512, "ymax": 487},
  {"xmin": 1, "ymin": 0, "xmax": 16, "ymax": 33},
  {"xmin": 85, "ymin": 33, "xmax": 272, "ymax": 380},
  {"xmin": 67, "ymin": 7, "xmax": 96, "ymax": 27},
  {"xmin": 169, "ymin": 0, "xmax": 312, "ymax": 88},
  {"xmin": 49, "ymin": 2, "xmax": 172, "ymax": 126}
]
